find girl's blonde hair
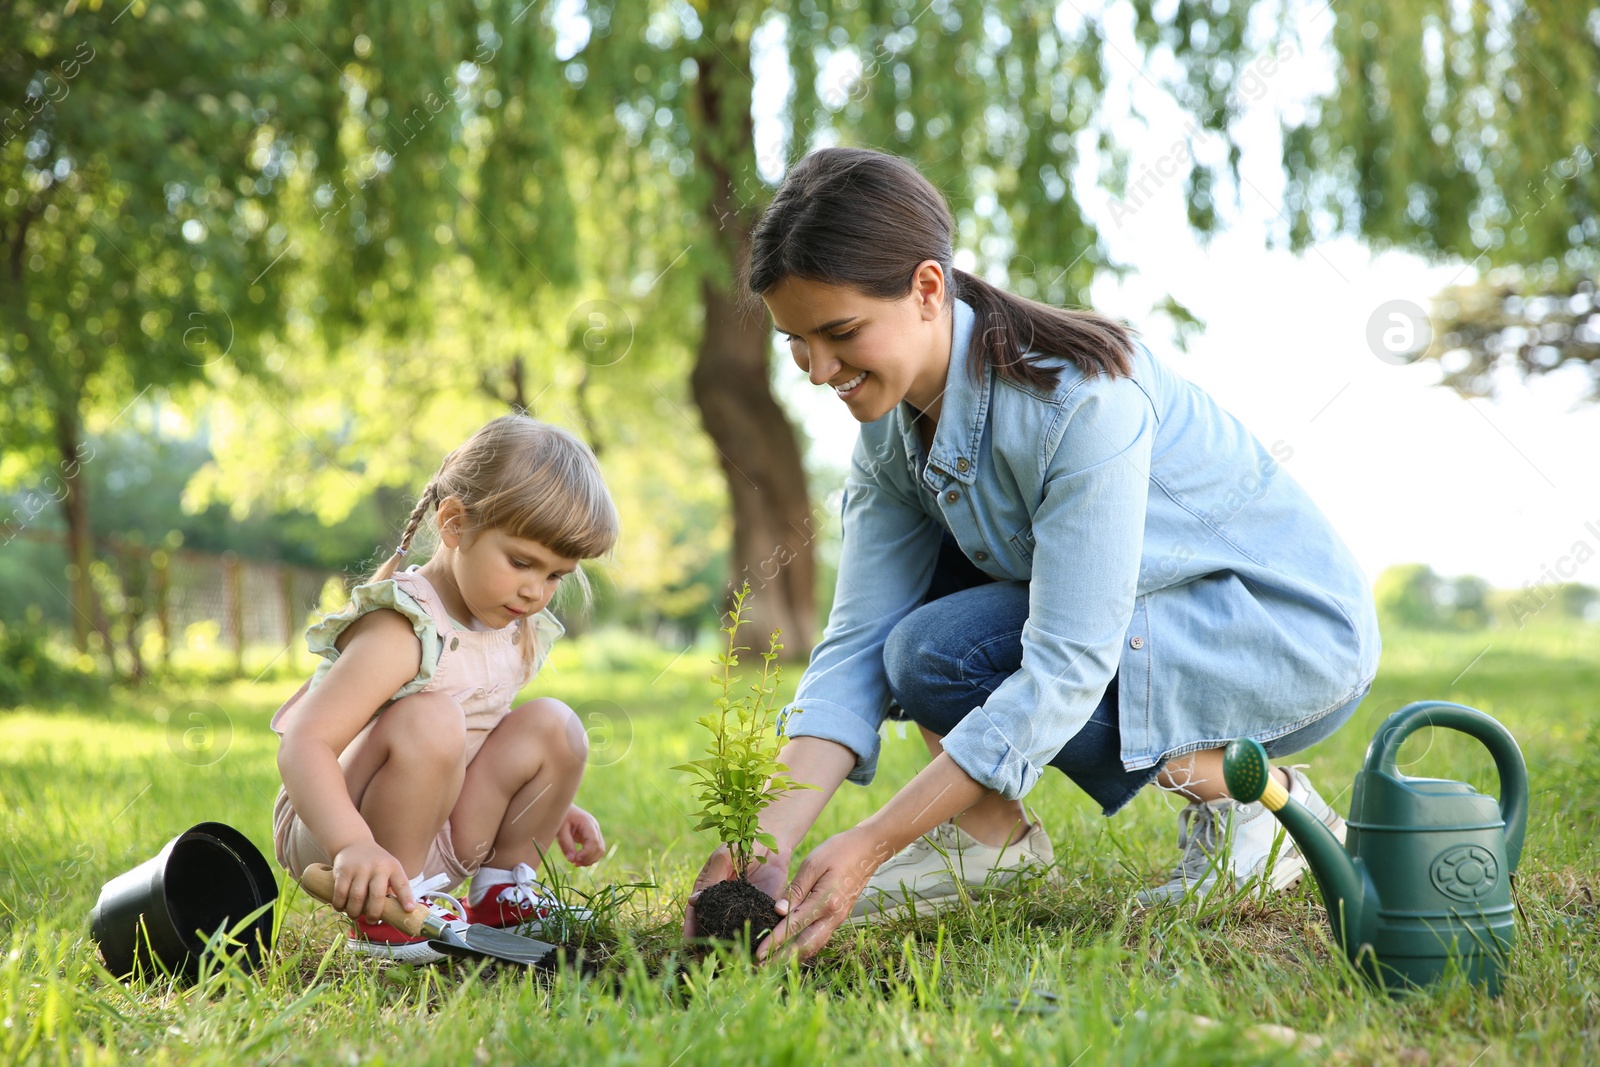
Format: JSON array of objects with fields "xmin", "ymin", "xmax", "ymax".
[{"xmin": 367, "ymin": 415, "xmax": 619, "ymax": 678}]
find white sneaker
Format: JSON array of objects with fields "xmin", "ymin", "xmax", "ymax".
[
  {"xmin": 1135, "ymin": 766, "xmax": 1345, "ymax": 906},
  {"xmin": 846, "ymin": 811, "xmax": 1057, "ymax": 925}
]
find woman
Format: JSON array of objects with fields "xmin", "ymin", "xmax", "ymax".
[{"xmin": 686, "ymin": 147, "xmax": 1379, "ymax": 961}]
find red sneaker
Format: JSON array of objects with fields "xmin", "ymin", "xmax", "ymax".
[
  {"xmin": 463, "ymin": 862, "xmax": 592, "ymax": 931},
  {"xmin": 344, "ymin": 876, "xmax": 467, "ymax": 965}
]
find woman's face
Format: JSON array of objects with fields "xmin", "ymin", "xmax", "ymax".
[{"xmin": 762, "ymin": 262, "xmax": 951, "ymax": 424}]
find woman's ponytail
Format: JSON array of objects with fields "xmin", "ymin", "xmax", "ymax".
[{"xmin": 952, "ymin": 268, "xmax": 1133, "ymax": 389}]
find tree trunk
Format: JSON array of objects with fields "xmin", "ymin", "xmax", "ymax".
[
  {"xmin": 118, "ymin": 545, "xmax": 148, "ymax": 685},
  {"xmin": 507, "ymin": 355, "xmax": 527, "ymax": 412},
  {"xmin": 54, "ymin": 407, "xmax": 108, "ymax": 658},
  {"xmin": 691, "ymin": 281, "xmax": 816, "ymax": 655},
  {"xmin": 573, "ymin": 364, "xmax": 605, "ymax": 458},
  {"xmin": 689, "ymin": 32, "xmax": 816, "ymax": 656}
]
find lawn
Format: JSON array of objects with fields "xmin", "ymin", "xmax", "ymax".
[{"xmin": 2, "ymin": 622, "xmax": 1596, "ymax": 1065}]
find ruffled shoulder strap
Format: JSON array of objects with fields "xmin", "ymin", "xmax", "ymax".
[
  {"xmin": 301, "ymin": 573, "xmax": 443, "ymax": 693},
  {"xmin": 387, "ymin": 568, "xmax": 457, "ymax": 633},
  {"xmin": 524, "ymin": 608, "xmax": 566, "ymax": 679}
]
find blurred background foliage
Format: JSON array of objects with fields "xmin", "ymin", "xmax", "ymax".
[{"xmin": 3, "ymin": 0, "xmax": 1597, "ymax": 702}]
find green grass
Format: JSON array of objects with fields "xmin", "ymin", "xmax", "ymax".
[{"xmin": 2, "ymin": 621, "xmax": 1597, "ymax": 1065}]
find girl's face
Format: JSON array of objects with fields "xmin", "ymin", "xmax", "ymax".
[
  {"xmin": 762, "ymin": 261, "xmax": 952, "ymax": 424},
  {"xmin": 432, "ymin": 500, "xmax": 580, "ymax": 628}
]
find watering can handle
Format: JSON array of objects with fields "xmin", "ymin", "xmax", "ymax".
[{"xmin": 1364, "ymin": 701, "xmax": 1529, "ymax": 872}]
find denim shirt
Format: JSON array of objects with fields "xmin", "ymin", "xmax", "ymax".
[{"xmin": 782, "ymin": 298, "xmax": 1381, "ymax": 800}]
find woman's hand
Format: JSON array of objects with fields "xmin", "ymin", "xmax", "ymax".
[
  {"xmin": 330, "ymin": 840, "xmax": 415, "ymax": 921},
  {"xmin": 757, "ymin": 753, "xmax": 987, "ymax": 961},
  {"xmin": 683, "ymin": 842, "xmax": 791, "ymax": 939},
  {"xmin": 758, "ymin": 826, "xmax": 893, "ymax": 963},
  {"xmin": 557, "ymin": 805, "xmax": 606, "ymax": 866}
]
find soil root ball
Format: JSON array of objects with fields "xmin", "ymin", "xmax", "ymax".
[{"xmin": 695, "ymin": 879, "xmax": 780, "ymax": 945}]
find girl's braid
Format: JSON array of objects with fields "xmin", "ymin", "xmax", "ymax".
[{"xmin": 395, "ymin": 481, "xmax": 439, "ymax": 556}]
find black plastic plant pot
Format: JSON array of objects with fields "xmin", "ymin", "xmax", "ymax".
[{"xmin": 90, "ymin": 822, "xmax": 278, "ymax": 983}]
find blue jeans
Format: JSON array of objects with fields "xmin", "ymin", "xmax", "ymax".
[{"xmin": 883, "ymin": 533, "xmax": 1369, "ymax": 815}]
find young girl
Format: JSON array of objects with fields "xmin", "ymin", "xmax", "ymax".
[
  {"xmin": 271, "ymin": 415, "xmax": 620, "ymax": 963},
  {"xmin": 686, "ymin": 147, "xmax": 1380, "ymax": 960}
]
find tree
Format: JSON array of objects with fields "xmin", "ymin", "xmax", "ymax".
[
  {"xmin": 1374, "ymin": 562, "xmax": 1446, "ymax": 628},
  {"xmin": 15, "ymin": 2, "xmax": 1283, "ymax": 663},
  {"xmin": 565, "ymin": 0, "xmax": 1256, "ymax": 649},
  {"xmin": 1426, "ymin": 273, "xmax": 1599, "ymax": 401},
  {"xmin": 2, "ymin": 1, "xmax": 582, "ymax": 669},
  {"xmin": 1279, "ymin": 0, "xmax": 1600, "ymax": 399},
  {"xmin": 1374, "ymin": 563, "xmax": 1495, "ymax": 630},
  {"xmin": 0, "ymin": 2, "xmax": 333, "ymax": 660},
  {"xmin": 163, "ymin": 5, "xmax": 740, "ymax": 634}
]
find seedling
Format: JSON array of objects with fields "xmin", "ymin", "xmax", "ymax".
[{"xmin": 677, "ymin": 583, "xmax": 810, "ymax": 943}]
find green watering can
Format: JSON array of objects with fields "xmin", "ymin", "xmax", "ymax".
[{"xmin": 1224, "ymin": 701, "xmax": 1528, "ymax": 996}]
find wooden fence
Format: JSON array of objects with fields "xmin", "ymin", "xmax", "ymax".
[{"xmin": 6, "ymin": 528, "xmax": 344, "ymax": 676}]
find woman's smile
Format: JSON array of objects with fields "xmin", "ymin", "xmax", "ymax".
[{"xmin": 833, "ymin": 370, "xmax": 869, "ymax": 398}]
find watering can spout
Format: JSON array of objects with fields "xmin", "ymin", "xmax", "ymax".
[{"xmin": 1223, "ymin": 739, "xmax": 1371, "ymax": 951}]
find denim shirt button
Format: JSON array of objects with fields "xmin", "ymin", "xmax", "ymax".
[
  {"xmin": 945, "ymin": 490, "xmax": 960, "ymax": 504},
  {"xmin": 956, "ymin": 457, "xmax": 970, "ymax": 472},
  {"xmin": 1129, "ymin": 636, "xmax": 1145, "ymax": 650},
  {"xmin": 975, "ymin": 551, "xmax": 989, "ymax": 561}
]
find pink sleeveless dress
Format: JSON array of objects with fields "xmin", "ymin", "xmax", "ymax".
[{"xmin": 269, "ymin": 567, "xmax": 564, "ymax": 886}]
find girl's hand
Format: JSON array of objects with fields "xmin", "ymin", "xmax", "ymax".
[
  {"xmin": 758, "ymin": 827, "xmax": 892, "ymax": 963},
  {"xmin": 683, "ymin": 841, "xmax": 790, "ymax": 940},
  {"xmin": 557, "ymin": 805, "xmax": 605, "ymax": 866},
  {"xmin": 330, "ymin": 841, "xmax": 416, "ymax": 921}
]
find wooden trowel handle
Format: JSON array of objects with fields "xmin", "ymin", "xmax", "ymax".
[{"xmin": 300, "ymin": 863, "xmax": 428, "ymax": 937}]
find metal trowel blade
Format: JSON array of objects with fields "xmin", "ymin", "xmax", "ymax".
[{"xmin": 432, "ymin": 922, "xmax": 558, "ymax": 967}]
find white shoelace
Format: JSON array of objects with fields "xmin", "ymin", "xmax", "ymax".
[
  {"xmin": 494, "ymin": 862, "xmax": 557, "ymax": 910},
  {"xmin": 411, "ymin": 872, "xmax": 469, "ymax": 928}
]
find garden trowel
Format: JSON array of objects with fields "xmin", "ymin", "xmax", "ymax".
[{"xmin": 299, "ymin": 863, "xmax": 556, "ymax": 967}]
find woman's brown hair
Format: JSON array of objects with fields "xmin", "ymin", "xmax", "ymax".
[{"xmin": 746, "ymin": 146, "xmax": 1135, "ymax": 390}]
